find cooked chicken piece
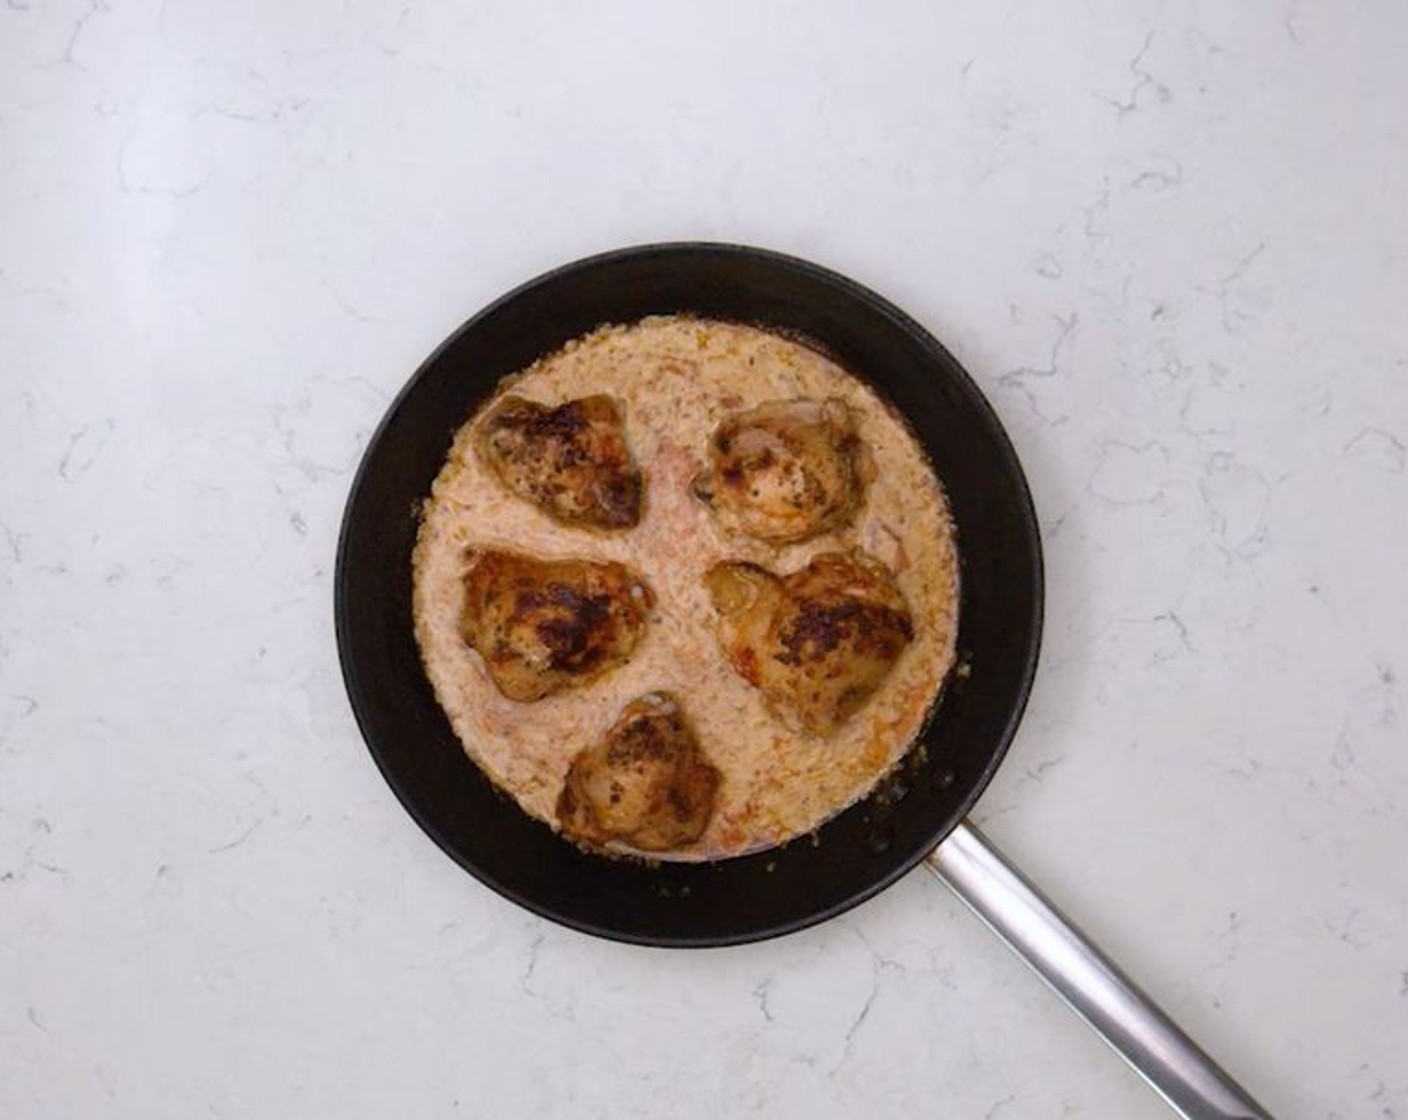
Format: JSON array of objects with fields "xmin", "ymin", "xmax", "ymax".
[
  {"xmin": 704, "ymin": 550, "xmax": 914, "ymax": 736},
  {"xmin": 557, "ymin": 692, "xmax": 720, "ymax": 852},
  {"xmin": 692, "ymin": 397, "xmax": 871, "ymax": 543},
  {"xmin": 476, "ymin": 394, "xmax": 643, "ymax": 530},
  {"xmin": 459, "ymin": 549, "xmax": 654, "ymax": 701}
]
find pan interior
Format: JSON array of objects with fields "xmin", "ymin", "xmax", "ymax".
[{"xmin": 334, "ymin": 244, "xmax": 1043, "ymax": 946}]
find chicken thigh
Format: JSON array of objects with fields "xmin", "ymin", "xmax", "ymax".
[
  {"xmin": 557, "ymin": 692, "xmax": 720, "ymax": 852},
  {"xmin": 692, "ymin": 397, "xmax": 870, "ymax": 543},
  {"xmin": 476, "ymin": 394, "xmax": 643, "ymax": 530},
  {"xmin": 704, "ymin": 549, "xmax": 913, "ymax": 735},
  {"xmin": 459, "ymin": 549, "xmax": 653, "ymax": 701}
]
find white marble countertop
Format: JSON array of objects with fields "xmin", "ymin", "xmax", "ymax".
[{"xmin": 4, "ymin": 2, "xmax": 1407, "ymax": 1116}]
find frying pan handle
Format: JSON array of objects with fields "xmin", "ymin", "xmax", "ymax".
[{"xmin": 924, "ymin": 821, "xmax": 1273, "ymax": 1120}]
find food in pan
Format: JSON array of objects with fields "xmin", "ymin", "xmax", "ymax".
[
  {"xmin": 691, "ymin": 397, "xmax": 871, "ymax": 544},
  {"xmin": 557, "ymin": 691, "xmax": 721, "ymax": 851},
  {"xmin": 704, "ymin": 549, "xmax": 914, "ymax": 736},
  {"xmin": 476, "ymin": 394, "xmax": 643, "ymax": 530},
  {"xmin": 457, "ymin": 549, "xmax": 654, "ymax": 702},
  {"xmin": 411, "ymin": 315, "xmax": 959, "ymax": 860}
]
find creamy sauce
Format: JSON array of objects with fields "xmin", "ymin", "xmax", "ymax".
[{"xmin": 411, "ymin": 316, "xmax": 959, "ymax": 860}]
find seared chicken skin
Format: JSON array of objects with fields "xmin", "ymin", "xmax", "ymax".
[
  {"xmin": 705, "ymin": 550, "xmax": 914, "ymax": 736},
  {"xmin": 557, "ymin": 692, "xmax": 720, "ymax": 852},
  {"xmin": 476, "ymin": 394, "xmax": 643, "ymax": 530},
  {"xmin": 692, "ymin": 397, "xmax": 871, "ymax": 544},
  {"xmin": 459, "ymin": 549, "xmax": 654, "ymax": 701}
]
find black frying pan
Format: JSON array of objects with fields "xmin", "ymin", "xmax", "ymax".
[{"xmin": 335, "ymin": 244, "xmax": 1270, "ymax": 1118}]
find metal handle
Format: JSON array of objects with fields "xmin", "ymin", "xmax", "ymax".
[{"xmin": 924, "ymin": 821, "xmax": 1273, "ymax": 1120}]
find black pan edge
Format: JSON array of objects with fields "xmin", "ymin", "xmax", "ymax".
[{"xmin": 335, "ymin": 242, "xmax": 1044, "ymax": 947}]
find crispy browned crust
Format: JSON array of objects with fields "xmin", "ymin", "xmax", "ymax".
[
  {"xmin": 476, "ymin": 394, "xmax": 643, "ymax": 530},
  {"xmin": 705, "ymin": 550, "xmax": 914, "ymax": 736},
  {"xmin": 459, "ymin": 549, "xmax": 654, "ymax": 701},
  {"xmin": 691, "ymin": 398, "xmax": 872, "ymax": 543},
  {"xmin": 557, "ymin": 692, "xmax": 721, "ymax": 852}
]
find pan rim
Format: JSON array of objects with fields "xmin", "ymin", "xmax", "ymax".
[{"xmin": 334, "ymin": 241, "xmax": 1044, "ymax": 947}]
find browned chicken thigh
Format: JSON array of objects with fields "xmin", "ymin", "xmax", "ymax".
[
  {"xmin": 704, "ymin": 550, "xmax": 914, "ymax": 735},
  {"xmin": 692, "ymin": 397, "xmax": 871, "ymax": 543},
  {"xmin": 557, "ymin": 692, "xmax": 720, "ymax": 852},
  {"xmin": 459, "ymin": 549, "xmax": 654, "ymax": 701},
  {"xmin": 476, "ymin": 394, "xmax": 643, "ymax": 530}
]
